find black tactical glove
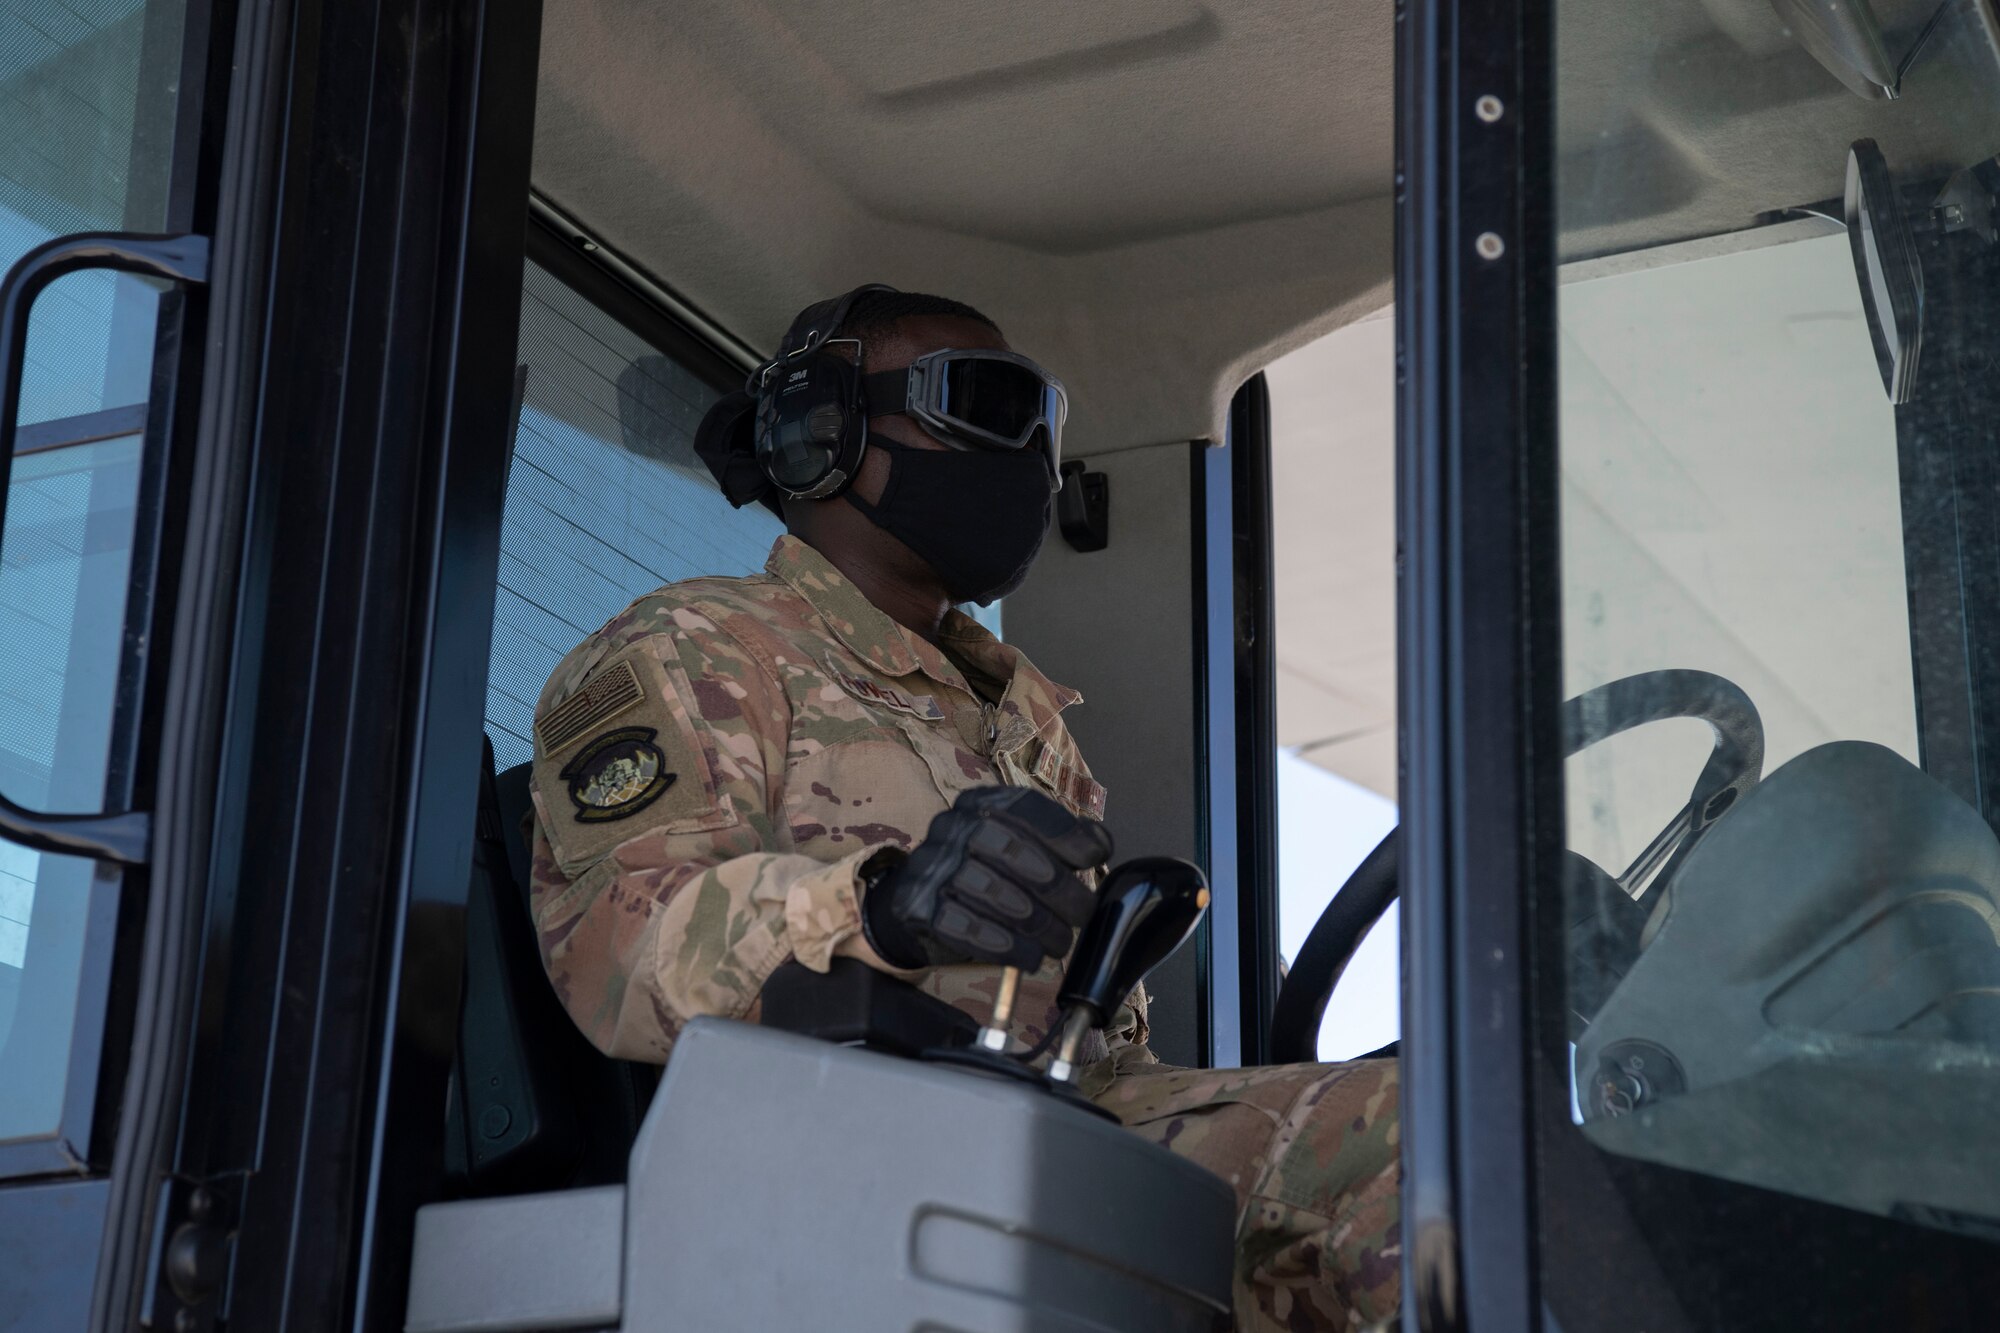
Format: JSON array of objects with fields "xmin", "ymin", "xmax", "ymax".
[{"xmin": 860, "ymin": 786, "xmax": 1112, "ymax": 971}]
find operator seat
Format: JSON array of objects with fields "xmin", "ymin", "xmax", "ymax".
[{"xmin": 445, "ymin": 736, "xmax": 659, "ymax": 1196}]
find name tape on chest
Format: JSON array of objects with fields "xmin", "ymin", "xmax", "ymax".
[
  {"xmin": 827, "ymin": 658, "xmax": 946, "ymax": 721},
  {"xmin": 1032, "ymin": 744, "xmax": 1107, "ymax": 820}
]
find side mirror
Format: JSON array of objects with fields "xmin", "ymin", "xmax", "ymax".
[{"xmin": 1846, "ymin": 138, "xmax": 1925, "ymax": 404}]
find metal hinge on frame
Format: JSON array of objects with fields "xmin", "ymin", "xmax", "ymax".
[{"xmin": 143, "ymin": 1173, "xmax": 244, "ymax": 1332}]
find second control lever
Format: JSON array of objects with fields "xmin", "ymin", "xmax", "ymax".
[{"xmin": 1047, "ymin": 857, "xmax": 1210, "ymax": 1082}]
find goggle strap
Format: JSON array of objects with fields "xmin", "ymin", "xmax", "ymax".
[{"xmin": 860, "ymin": 368, "xmax": 914, "ymax": 418}]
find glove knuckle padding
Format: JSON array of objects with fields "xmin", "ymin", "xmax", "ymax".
[
  {"xmin": 991, "ymin": 881, "xmax": 1037, "ymax": 923},
  {"xmin": 952, "ymin": 785, "xmax": 1112, "ymax": 868},
  {"xmin": 1004, "ymin": 796, "xmax": 1113, "ymax": 869},
  {"xmin": 968, "ymin": 820, "xmax": 1057, "ymax": 882},
  {"xmin": 1044, "ymin": 817, "xmax": 1113, "ymax": 868},
  {"xmin": 895, "ymin": 786, "xmax": 1109, "ymax": 968},
  {"xmin": 991, "ymin": 787, "xmax": 1071, "ymax": 837},
  {"xmin": 952, "ymin": 864, "xmax": 1034, "ymax": 923},
  {"xmin": 951, "ymin": 858, "xmax": 997, "ymax": 897},
  {"xmin": 934, "ymin": 902, "xmax": 1016, "ymax": 958}
]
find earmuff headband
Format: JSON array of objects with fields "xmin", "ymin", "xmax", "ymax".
[{"xmin": 750, "ymin": 283, "xmax": 899, "ymax": 394}]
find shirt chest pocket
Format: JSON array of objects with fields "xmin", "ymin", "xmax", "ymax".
[
  {"xmin": 782, "ymin": 708, "xmax": 993, "ymax": 857},
  {"xmin": 784, "ymin": 714, "xmax": 1114, "ymax": 854}
]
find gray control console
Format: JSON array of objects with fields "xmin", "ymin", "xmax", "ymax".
[{"xmin": 407, "ymin": 1017, "xmax": 1235, "ymax": 1332}]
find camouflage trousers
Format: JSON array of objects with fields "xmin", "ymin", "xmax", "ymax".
[{"xmin": 1091, "ymin": 1058, "xmax": 1402, "ymax": 1332}]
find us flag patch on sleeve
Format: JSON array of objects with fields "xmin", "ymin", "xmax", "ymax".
[{"xmin": 536, "ymin": 658, "xmax": 644, "ymax": 758}]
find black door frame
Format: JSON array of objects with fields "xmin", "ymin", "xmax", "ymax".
[
  {"xmin": 1396, "ymin": 0, "xmax": 1556, "ymax": 1327},
  {"xmin": 86, "ymin": 0, "xmax": 546, "ymax": 1329},
  {"xmin": 1191, "ymin": 374, "xmax": 1282, "ymax": 1070}
]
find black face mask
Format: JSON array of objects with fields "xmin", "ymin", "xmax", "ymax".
[{"xmin": 846, "ymin": 439, "xmax": 1054, "ymax": 606}]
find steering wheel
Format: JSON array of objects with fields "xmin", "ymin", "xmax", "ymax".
[{"xmin": 1266, "ymin": 668, "xmax": 1765, "ymax": 1064}]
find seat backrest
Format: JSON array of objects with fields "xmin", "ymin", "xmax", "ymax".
[{"xmin": 446, "ymin": 738, "xmax": 657, "ymax": 1197}]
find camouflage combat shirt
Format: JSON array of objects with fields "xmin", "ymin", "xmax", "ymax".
[{"xmin": 528, "ymin": 534, "xmax": 1148, "ymax": 1070}]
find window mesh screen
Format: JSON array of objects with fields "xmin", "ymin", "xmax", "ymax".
[{"xmin": 484, "ymin": 262, "xmax": 782, "ymax": 772}]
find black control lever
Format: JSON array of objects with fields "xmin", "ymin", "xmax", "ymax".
[{"xmin": 1048, "ymin": 857, "xmax": 1209, "ymax": 1082}]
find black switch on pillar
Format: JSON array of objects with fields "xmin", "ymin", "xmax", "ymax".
[{"xmin": 1058, "ymin": 459, "xmax": 1110, "ymax": 552}]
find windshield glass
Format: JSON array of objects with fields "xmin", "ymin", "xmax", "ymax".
[
  {"xmin": 1560, "ymin": 230, "xmax": 1918, "ymax": 876},
  {"xmin": 1549, "ymin": 0, "xmax": 2000, "ymax": 1292}
]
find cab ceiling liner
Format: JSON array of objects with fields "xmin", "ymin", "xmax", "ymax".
[
  {"xmin": 530, "ymin": 0, "xmax": 1396, "ymax": 455},
  {"xmin": 533, "ymin": 0, "xmax": 2000, "ymax": 453},
  {"xmin": 1556, "ymin": 0, "xmax": 2000, "ymax": 261}
]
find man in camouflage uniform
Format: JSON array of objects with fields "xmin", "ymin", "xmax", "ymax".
[{"xmin": 528, "ymin": 289, "xmax": 1400, "ymax": 1329}]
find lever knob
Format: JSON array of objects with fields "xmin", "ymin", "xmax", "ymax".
[{"xmin": 1058, "ymin": 856, "xmax": 1209, "ymax": 1023}]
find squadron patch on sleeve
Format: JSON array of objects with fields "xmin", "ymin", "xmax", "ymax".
[{"xmin": 560, "ymin": 726, "xmax": 677, "ymax": 823}]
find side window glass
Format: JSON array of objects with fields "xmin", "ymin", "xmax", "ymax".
[
  {"xmin": 1267, "ymin": 311, "xmax": 1399, "ymax": 1061},
  {"xmin": 2, "ymin": 0, "xmax": 189, "ymax": 1157},
  {"xmin": 484, "ymin": 258, "xmax": 782, "ymax": 773}
]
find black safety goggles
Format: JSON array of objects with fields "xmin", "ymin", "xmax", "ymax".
[{"xmin": 861, "ymin": 348, "xmax": 1067, "ymax": 488}]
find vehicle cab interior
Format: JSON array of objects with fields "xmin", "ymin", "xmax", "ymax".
[
  {"xmin": 425, "ymin": 9, "xmax": 1397, "ymax": 1323},
  {"xmin": 2, "ymin": 0, "xmax": 2000, "ymax": 1330},
  {"xmin": 489, "ymin": 0, "xmax": 1402, "ymax": 1065}
]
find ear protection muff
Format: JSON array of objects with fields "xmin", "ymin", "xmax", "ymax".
[{"xmin": 749, "ymin": 283, "xmax": 898, "ymax": 500}]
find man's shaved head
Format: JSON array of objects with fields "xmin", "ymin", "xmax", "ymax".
[{"xmin": 833, "ymin": 289, "xmax": 1001, "ymax": 358}]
